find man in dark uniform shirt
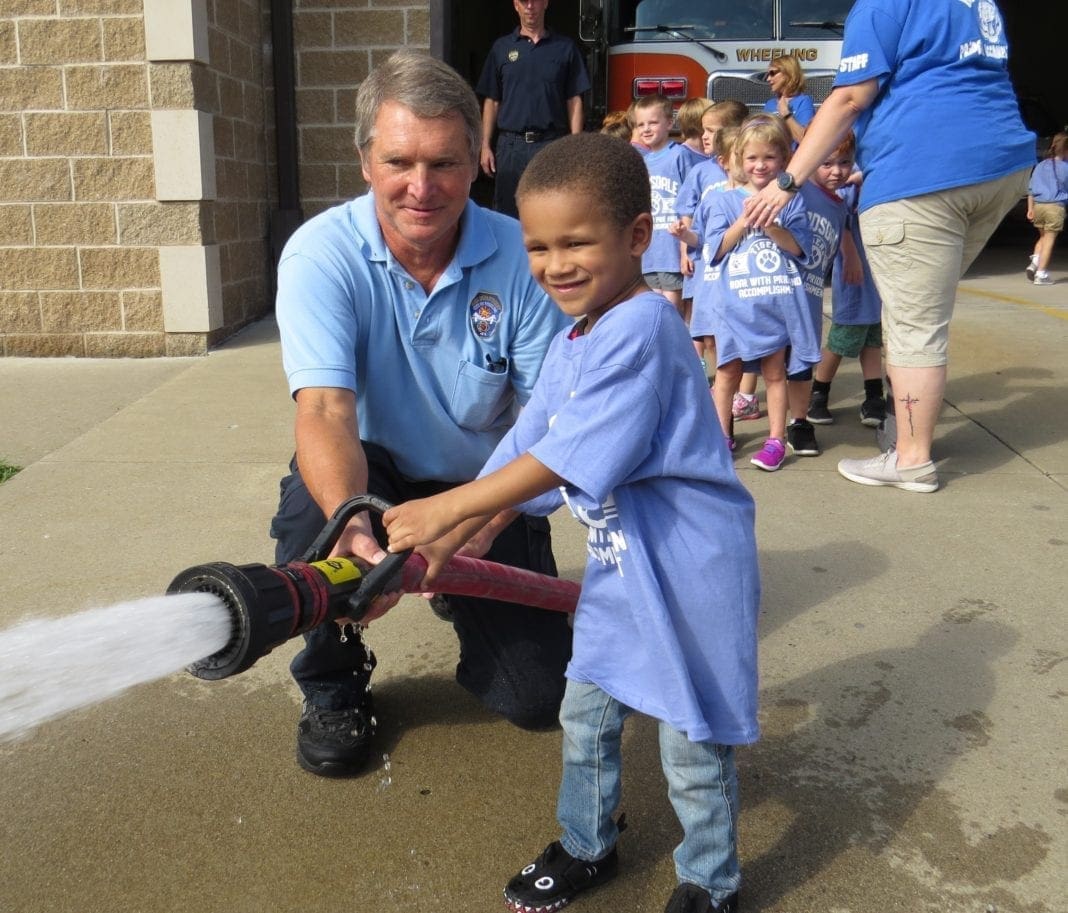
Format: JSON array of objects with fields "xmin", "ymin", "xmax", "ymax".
[{"xmin": 477, "ymin": 0, "xmax": 590, "ymax": 218}]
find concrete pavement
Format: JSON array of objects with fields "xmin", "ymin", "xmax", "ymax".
[{"xmin": 0, "ymin": 240, "xmax": 1064, "ymax": 913}]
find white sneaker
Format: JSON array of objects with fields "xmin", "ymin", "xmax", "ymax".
[
  {"xmin": 1033, "ymin": 271, "xmax": 1053, "ymax": 286},
  {"xmin": 1026, "ymin": 255, "xmax": 1037, "ymax": 282},
  {"xmin": 838, "ymin": 449, "xmax": 939, "ymax": 493}
]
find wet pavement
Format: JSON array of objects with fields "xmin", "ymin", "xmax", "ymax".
[{"xmin": 0, "ymin": 232, "xmax": 1064, "ymax": 913}]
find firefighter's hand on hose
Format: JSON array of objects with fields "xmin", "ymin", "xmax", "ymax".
[{"xmin": 331, "ymin": 513, "xmax": 402, "ymax": 624}]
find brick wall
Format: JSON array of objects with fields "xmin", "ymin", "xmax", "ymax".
[
  {"xmin": 0, "ymin": 0, "xmax": 434, "ymax": 357},
  {"xmin": 0, "ymin": 0, "xmax": 162, "ymax": 356},
  {"xmin": 293, "ymin": 1, "xmax": 430, "ymax": 219},
  {"xmin": 206, "ymin": 0, "xmax": 272, "ymax": 339}
]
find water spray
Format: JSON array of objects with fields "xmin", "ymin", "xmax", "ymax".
[{"xmin": 167, "ymin": 495, "xmax": 579, "ymax": 681}]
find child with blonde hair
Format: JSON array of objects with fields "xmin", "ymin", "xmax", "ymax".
[
  {"xmin": 635, "ymin": 94, "xmax": 692, "ymax": 310},
  {"xmin": 673, "ymin": 116, "xmax": 819, "ymax": 469},
  {"xmin": 677, "ymin": 96, "xmax": 713, "ymax": 168},
  {"xmin": 675, "ymin": 124, "xmax": 740, "ymax": 374}
]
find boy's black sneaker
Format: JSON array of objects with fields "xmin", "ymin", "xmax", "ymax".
[
  {"xmin": 664, "ymin": 882, "xmax": 739, "ymax": 913},
  {"xmin": 296, "ymin": 698, "xmax": 376, "ymax": 777},
  {"xmin": 786, "ymin": 419, "xmax": 820, "ymax": 456},
  {"xmin": 503, "ymin": 840, "xmax": 619, "ymax": 912},
  {"xmin": 859, "ymin": 396, "xmax": 886, "ymax": 427},
  {"xmin": 807, "ymin": 390, "xmax": 833, "ymax": 424}
]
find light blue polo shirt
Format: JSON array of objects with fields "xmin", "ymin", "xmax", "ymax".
[
  {"xmin": 834, "ymin": 0, "xmax": 1034, "ymax": 212},
  {"xmin": 276, "ymin": 195, "xmax": 570, "ymax": 482}
]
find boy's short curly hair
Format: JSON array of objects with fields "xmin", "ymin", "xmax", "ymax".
[{"xmin": 516, "ymin": 133, "xmax": 652, "ymax": 230}]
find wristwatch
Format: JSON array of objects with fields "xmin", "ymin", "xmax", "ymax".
[
  {"xmin": 776, "ymin": 171, "xmax": 798, "ymax": 192},
  {"xmin": 781, "ymin": 109, "xmax": 793, "ymax": 120}
]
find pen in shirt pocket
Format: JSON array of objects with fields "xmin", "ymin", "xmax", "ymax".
[{"xmin": 485, "ymin": 354, "xmax": 509, "ymax": 373}]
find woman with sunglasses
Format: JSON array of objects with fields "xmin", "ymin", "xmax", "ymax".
[{"xmin": 763, "ymin": 55, "xmax": 814, "ymax": 145}]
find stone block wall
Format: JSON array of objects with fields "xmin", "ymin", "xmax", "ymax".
[
  {"xmin": 292, "ymin": 1, "xmax": 431, "ymax": 219},
  {"xmin": 0, "ymin": 0, "xmax": 435, "ymax": 357},
  {"xmin": 0, "ymin": 0, "xmax": 162, "ymax": 356}
]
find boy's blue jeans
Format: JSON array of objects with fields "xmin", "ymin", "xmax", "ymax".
[{"xmin": 557, "ymin": 680, "xmax": 741, "ymax": 904}]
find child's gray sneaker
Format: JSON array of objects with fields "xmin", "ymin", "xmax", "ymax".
[
  {"xmin": 838, "ymin": 450, "xmax": 938, "ymax": 493},
  {"xmin": 664, "ymin": 882, "xmax": 738, "ymax": 913}
]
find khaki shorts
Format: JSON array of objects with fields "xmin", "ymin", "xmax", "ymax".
[
  {"xmin": 859, "ymin": 168, "xmax": 1030, "ymax": 368},
  {"xmin": 1032, "ymin": 201, "xmax": 1066, "ymax": 233}
]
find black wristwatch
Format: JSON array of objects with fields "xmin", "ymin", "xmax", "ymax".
[{"xmin": 776, "ymin": 171, "xmax": 798, "ymax": 192}]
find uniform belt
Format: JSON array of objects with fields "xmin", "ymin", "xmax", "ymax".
[{"xmin": 500, "ymin": 129, "xmax": 566, "ymax": 143}]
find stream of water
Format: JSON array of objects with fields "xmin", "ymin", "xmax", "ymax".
[{"xmin": 0, "ymin": 592, "xmax": 231, "ymax": 742}]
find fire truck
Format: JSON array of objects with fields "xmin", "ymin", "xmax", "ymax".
[{"xmin": 576, "ymin": 0, "xmax": 857, "ymax": 123}]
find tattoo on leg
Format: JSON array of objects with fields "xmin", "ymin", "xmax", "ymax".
[{"xmin": 900, "ymin": 392, "xmax": 919, "ymax": 436}]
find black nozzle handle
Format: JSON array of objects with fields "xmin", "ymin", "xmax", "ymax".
[
  {"xmin": 300, "ymin": 493, "xmax": 397, "ymax": 562},
  {"xmin": 346, "ymin": 548, "xmax": 412, "ymax": 622},
  {"xmin": 298, "ymin": 492, "xmax": 413, "ymax": 621}
]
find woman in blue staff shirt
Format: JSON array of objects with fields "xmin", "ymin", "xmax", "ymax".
[
  {"xmin": 763, "ymin": 54, "xmax": 815, "ymax": 145},
  {"xmin": 745, "ymin": 0, "xmax": 1033, "ymax": 495}
]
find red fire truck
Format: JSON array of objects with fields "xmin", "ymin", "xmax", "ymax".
[{"xmin": 577, "ymin": 0, "xmax": 857, "ymax": 123}]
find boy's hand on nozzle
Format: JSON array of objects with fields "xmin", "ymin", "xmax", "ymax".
[{"xmin": 383, "ymin": 496, "xmax": 460, "ymax": 555}]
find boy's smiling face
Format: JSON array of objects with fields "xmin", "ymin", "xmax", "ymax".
[
  {"xmin": 635, "ymin": 106, "xmax": 672, "ymax": 151},
  {"xmin": 519, "ymin": 190, "xmax": 651, "ymax": 330}
]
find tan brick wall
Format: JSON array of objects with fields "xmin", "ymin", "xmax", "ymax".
[
  {"xmin": 0, "ymin": 4, "xmax": 160, "ymax": 356},
  {"xmin": 1, "ymin": 0, "xmax": 436, "ymax": 357},
  {"xmin": 293, "ymin": 2, "xmax": 432, "ymax": 218},
  {"xmin": 204, "ymin": 0, "xmax": 271, "ymax": 332}
]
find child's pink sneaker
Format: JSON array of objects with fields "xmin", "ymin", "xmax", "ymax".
[{"xmin": 750, "ymin": 438, "xmax": 786, "ymax": 471}]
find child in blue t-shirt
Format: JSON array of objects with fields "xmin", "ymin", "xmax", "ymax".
[
  {"xmin": 383, "ymin": 133, "xmax": 759, "ymax": 913},
  {"xmin": 784, "ymin": 136, "xmax": 854, "ymax": 457},
  {"xmin": 808, "ymin": 135, "xmax": 888, "ymax": 428},
  {"xmin": 678, "ymin": 105, "xmax": 747, "ymax": 376},
  {"xmin": 634, "ymin": 94, "xmax": 692, "ymax": 312},
  {"xmin": 672, "ymin": 116, "xmax": 818, "ymax": 471},
  {"xmin": 1026, "ymin": 131, "xmax": 1068, "ymax": 287}
]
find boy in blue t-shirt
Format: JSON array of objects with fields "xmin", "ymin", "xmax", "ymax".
[
  {"xmin": 808, "ymin": 136, "xmax": 887, "ymax": 428},
  {"xmin": 384, "ymin": 133, "xmax": 758, "ymax": 913},
  {"xmin": 634, "ymin": 94, "xmax": 691, "ymax": 312}
]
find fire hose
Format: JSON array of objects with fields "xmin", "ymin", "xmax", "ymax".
[{"xmin": 167, "ymin": 495, "xmax": 579, "ymax": 681}]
